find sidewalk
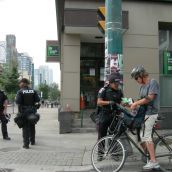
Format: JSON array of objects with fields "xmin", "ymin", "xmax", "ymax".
[{"xmin": 0, "ymin": 107, "xmax": 171, "ymax": 172}]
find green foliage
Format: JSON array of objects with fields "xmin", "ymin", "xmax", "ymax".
[
  {"xmin": 38, "ymin": 83, "xmax": 60, "ymax": 101},
  {"xmin": 38, "ymin": 83, "xmax": 50, "ymax": 99},
  {"xmin": 0, "ymin": 65, "xmax": 19, "ymax": 101},
  {"xmin": 49, "ymin": 83, "xmax": 60, "ymax": 101}
]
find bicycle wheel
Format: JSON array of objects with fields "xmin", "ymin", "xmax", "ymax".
[
  {"xmin": 91, "ymin": 135, "xmax": 126, "ymax": 172},
  {"xmin": 155, "ymin": 133, "xmax": 172, "ymax": 164}
]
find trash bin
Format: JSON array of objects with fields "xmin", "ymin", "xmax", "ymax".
[{"xmin": 58, "ymin": 111, "xmax": 73, "ymax": 134}]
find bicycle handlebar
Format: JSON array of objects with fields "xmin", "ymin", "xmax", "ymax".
[{"xmin": 115, "ymin": 104, "xmax": 134, "ymax": 118}]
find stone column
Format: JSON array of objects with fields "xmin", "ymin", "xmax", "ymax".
[{"xmin": 60, "ymin": 34, "xmax": 80, "ymax": 112}]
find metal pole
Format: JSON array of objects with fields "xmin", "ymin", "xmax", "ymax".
[
  {"xmin": 80, "ymin": 109, "xmax": 84, "ymax": 128},
  {"xmin": 13, "ymin": 100, "xmax": 15, "ymax": 114},
  {"xmin": 105, "ymin": 0, "xmax": 123, "ymax": 81}
]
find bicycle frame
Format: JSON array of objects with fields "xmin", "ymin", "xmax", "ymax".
[
  {"xmin": 124, "ymin": 131, "xmax": 149, "ymax": 158},
  {"xmin": 107, "ymin": 106, "xmax": 172, "ymax": 159},
  {"xmin": 108, "ymin": 119, "xmax": 172, "ymax": 160},
  {"xmin": 153, "ymin": 129, "xmax": 172, "ymax": 158}
]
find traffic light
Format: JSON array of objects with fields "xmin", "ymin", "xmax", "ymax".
[{"xmin": 97, "ymin": 7, "xmax": 105, "ymax": 34}]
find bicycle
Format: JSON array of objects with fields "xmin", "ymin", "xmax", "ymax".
[{"xmin": 91, "ymin": 104, "xmax": 172, "ymax": 172}]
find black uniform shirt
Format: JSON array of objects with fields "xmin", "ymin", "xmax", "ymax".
[
  {"xmin": 16, "ymin": 87, "xmax": 40, "ymax": 113},
  {"xmin": 98, "ymin": 86, "xmax": 123, "ymax": 113}
]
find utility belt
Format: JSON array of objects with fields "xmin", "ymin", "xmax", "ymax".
[
  {"xmin": 101, "ymin": 105, "xmax": 118, "ymax": 113},
  {"xmin": 19, "ymin": 105, "xmax": 36, "ymax": 114}
]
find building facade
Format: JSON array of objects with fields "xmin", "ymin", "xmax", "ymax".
[
  {"xmin": 56, "ymin": 0, "xmax": 172, "ymax": 117},
  {"xmin": 0, "ymin": 41, "xmax": 6, "ymax": 64},
  {"xmin": 34, "ymin": 65, "xmax": 54, "ymax": 88},
  {"xmin": 17, "ymin": 53, "xmax": 33, "ymax": 80},
  {"xmin": 6, "ymin": 35, "xmax": 17, "ymax": 67}
]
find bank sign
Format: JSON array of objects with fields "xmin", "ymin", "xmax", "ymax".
[
  {"xmin": 163, "ymin": 51, "xmax": 172, "ymax": 75},
  {"xmin": 46, "ymin": 40, "xmax": 60, "ymax": 62},
  {"xmin": 132, "ymin": 0, "xmax": 172, "ymax": 2}
]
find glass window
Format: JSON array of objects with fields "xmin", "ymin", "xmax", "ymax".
[
  {"xmin": 159, "ymin": 28, "xmax": 172, "ymax": 107},
  {"xmin": 80, "ymin": 43, "xmax": 104, "ymax": 108}
]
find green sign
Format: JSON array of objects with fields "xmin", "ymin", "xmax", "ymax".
[
  {"xmin": 127, "ymin": 0, "xmax": 172, "ymax": 2},
  {"xmin": 47, "ymin": 45, "xmax": 59, "ymax": 57},
  {"xmin": 163, "ymin": 51, "xmax": 172, "ymax": 75}
]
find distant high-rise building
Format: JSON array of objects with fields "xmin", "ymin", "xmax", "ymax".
[
  {"xmin": 0, "ymin": 41, "xmax": 6, "ymax": 64},
  {"xmin": 34, "ymin": 65, "xmax": 53, "ymax": 87},
  {"xmin": 49, "ymin": 69, "xmax": 53, "ymax": 85},
  {"xmin": 34, "ymin": 69, "xmax": 40, "ymax": 88},
  {"xmin": 17, "ymin": 53, "xmax": 33, "ymax": 80},
  {"xmin": 6, "ymin": 35, "xmax": 17, "ymax": 66}
]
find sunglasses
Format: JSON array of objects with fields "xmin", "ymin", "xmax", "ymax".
[{"xmin": 135, "ymin": 76, "xmax": 139, "ymax": 80}]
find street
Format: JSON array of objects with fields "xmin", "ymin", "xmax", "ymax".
[{"xmin": 0, "ymin": 107, "xmax": 171, "ymax": 172}]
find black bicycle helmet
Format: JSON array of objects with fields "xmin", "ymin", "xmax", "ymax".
[
  {"xmin": 108, "ymin": 73, "xmax": 121, "ymax": 83},
  {"xmin": 131, "ymin": 65, "xmax": 146, "ymax": 79}
]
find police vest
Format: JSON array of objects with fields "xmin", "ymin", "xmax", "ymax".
[
  {"xmin": 99, "ymin": 87, "xmax": 123, "ymax": 113},
  {"xmin": 21, "ymin": 88, "xmax": 35, "ymax": 106}
]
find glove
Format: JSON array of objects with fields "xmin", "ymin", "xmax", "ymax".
[
  {"xmin": 109, "ymin": 101, "xmax": 116, "ymax": 106},
  {"xmin": 35, "ymin": 103, "xmax": 41, "ymax": 109}
]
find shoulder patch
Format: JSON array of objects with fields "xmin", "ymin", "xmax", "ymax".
[{"xmin": 99, "ymin": 87, "xmax": 105, "ymax": 94}]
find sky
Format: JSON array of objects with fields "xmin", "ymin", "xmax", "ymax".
[{"xmin": 0, "ymin": 0, "xmax": 60, "ymax": 85}]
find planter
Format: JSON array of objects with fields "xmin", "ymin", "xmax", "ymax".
[{"xmin": 58, "ymin": 111, "xmax": 73, "ymax": 134}]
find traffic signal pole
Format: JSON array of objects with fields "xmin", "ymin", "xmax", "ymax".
[{"xmin": 105, "ymin": 0, "xmax": 123, "ymax": 81}]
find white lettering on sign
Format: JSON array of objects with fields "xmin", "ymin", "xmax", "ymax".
[{"xmin": 23, "ymin": 90, "xmax": 34, "ymax": 94}]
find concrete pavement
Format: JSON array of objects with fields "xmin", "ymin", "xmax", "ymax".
[{"xmin": 0, "ymin": 107, "xmax": 171, "ymax": 172}]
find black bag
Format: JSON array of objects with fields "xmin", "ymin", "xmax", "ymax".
[
  {"xmin": 90, "ymin": 107, "xmax": 100, "ymax": 124},
  {"xmin": 14, "ymin": 113, "xmax": 25, "ymax": 128},
  {"xmin": 90, "ymin": 112, "xmax": 97, "ymax": 123},
  {"xmin": 26, "ymin": 113, "xmax": 40, "ymax": 124},
  {"xmin": 123, "ymin": 105, "xmax": 147, "ymax": 129}
]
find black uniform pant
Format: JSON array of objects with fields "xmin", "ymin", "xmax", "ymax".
[
  {"xmin": 97, "ymin": 116, "xmax": 114, "ymax": 156},
  {"xmin": 0, "ymin": 115, "xmax": 8, "ymax": 138},
  {"xmin": 22, "ymin": 120, "xmax": 35, "ymax": 146}
]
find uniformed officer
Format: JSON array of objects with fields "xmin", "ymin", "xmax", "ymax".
[
  {"xmin": 0, "ymin": 90, "xmax": 11, "ymax": 140},
  {"xmin": 16, "ymin": 78, "xmax": 40, "ymax": 149},
  {"xmin": 97, "ymin": 73, "xmax": 123, "ymax": 140}
]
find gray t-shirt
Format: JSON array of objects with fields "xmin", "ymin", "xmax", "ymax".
[{"xmin": 139, "ymin": 79, "xmax": 160, "ymax": 115}]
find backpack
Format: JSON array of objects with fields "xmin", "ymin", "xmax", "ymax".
[{"xmin": 122, "ymin": 105, "xmax": 147, "ymax": 129}]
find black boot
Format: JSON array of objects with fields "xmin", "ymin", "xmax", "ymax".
[
  {"xmin": 30, "ymin": 140, "xmax": 35, "ymax": 145},
  {"xmin": 3, "ymin": 136, "xmax": 11, "ymax": 140},
  {"xmin": 23, "ymin": 145, "xmax": 29, "ymax": 149}
]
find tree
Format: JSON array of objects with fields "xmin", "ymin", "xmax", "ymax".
[
  {"xmin": 38, "ymin": 83, "xmax": 50, "ymax": 100},
  {"xmin": 49, "ymin": 83, "xmax": 60, "ymax": 101},
  {"xmin": 0, "ymin": 65, "xmax": 19, "ymax": 101}
]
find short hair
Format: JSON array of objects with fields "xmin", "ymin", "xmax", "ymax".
[{"xmin": 19, "ymin": 78, "xmax": 30, "ymax": 85}]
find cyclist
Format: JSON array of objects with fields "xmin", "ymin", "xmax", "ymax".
[{"xmin": 130, "ymin": 65, "xmax": 160, "ymax": 170}]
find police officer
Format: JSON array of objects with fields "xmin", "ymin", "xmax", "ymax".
[
  {"xmin": 16, "ymin": 78, "xmax": 40, "ymax": 149},
  {"xmin": 0, "ymin": 90, "xmax": 11, "ymax": 140},
  {"xmin": 97, "ymin": 73, "xmax": 123, "ymax": 140}
]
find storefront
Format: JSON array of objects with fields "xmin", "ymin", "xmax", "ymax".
[
  {"xmin": 159, "ymin": 23, "xmax": 172, "ymax": 108},
  {"xmin": 56, "ymin": 0, "xmax": 172, "ymax": 122},
  {"xmin": 80, "ymin": 43, "xmax": 104, "ymax": 108}
]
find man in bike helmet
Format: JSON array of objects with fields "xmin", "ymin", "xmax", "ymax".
[{"xmin": 130, "ymin": 65, "xmax": 160, "ymax": 170}]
